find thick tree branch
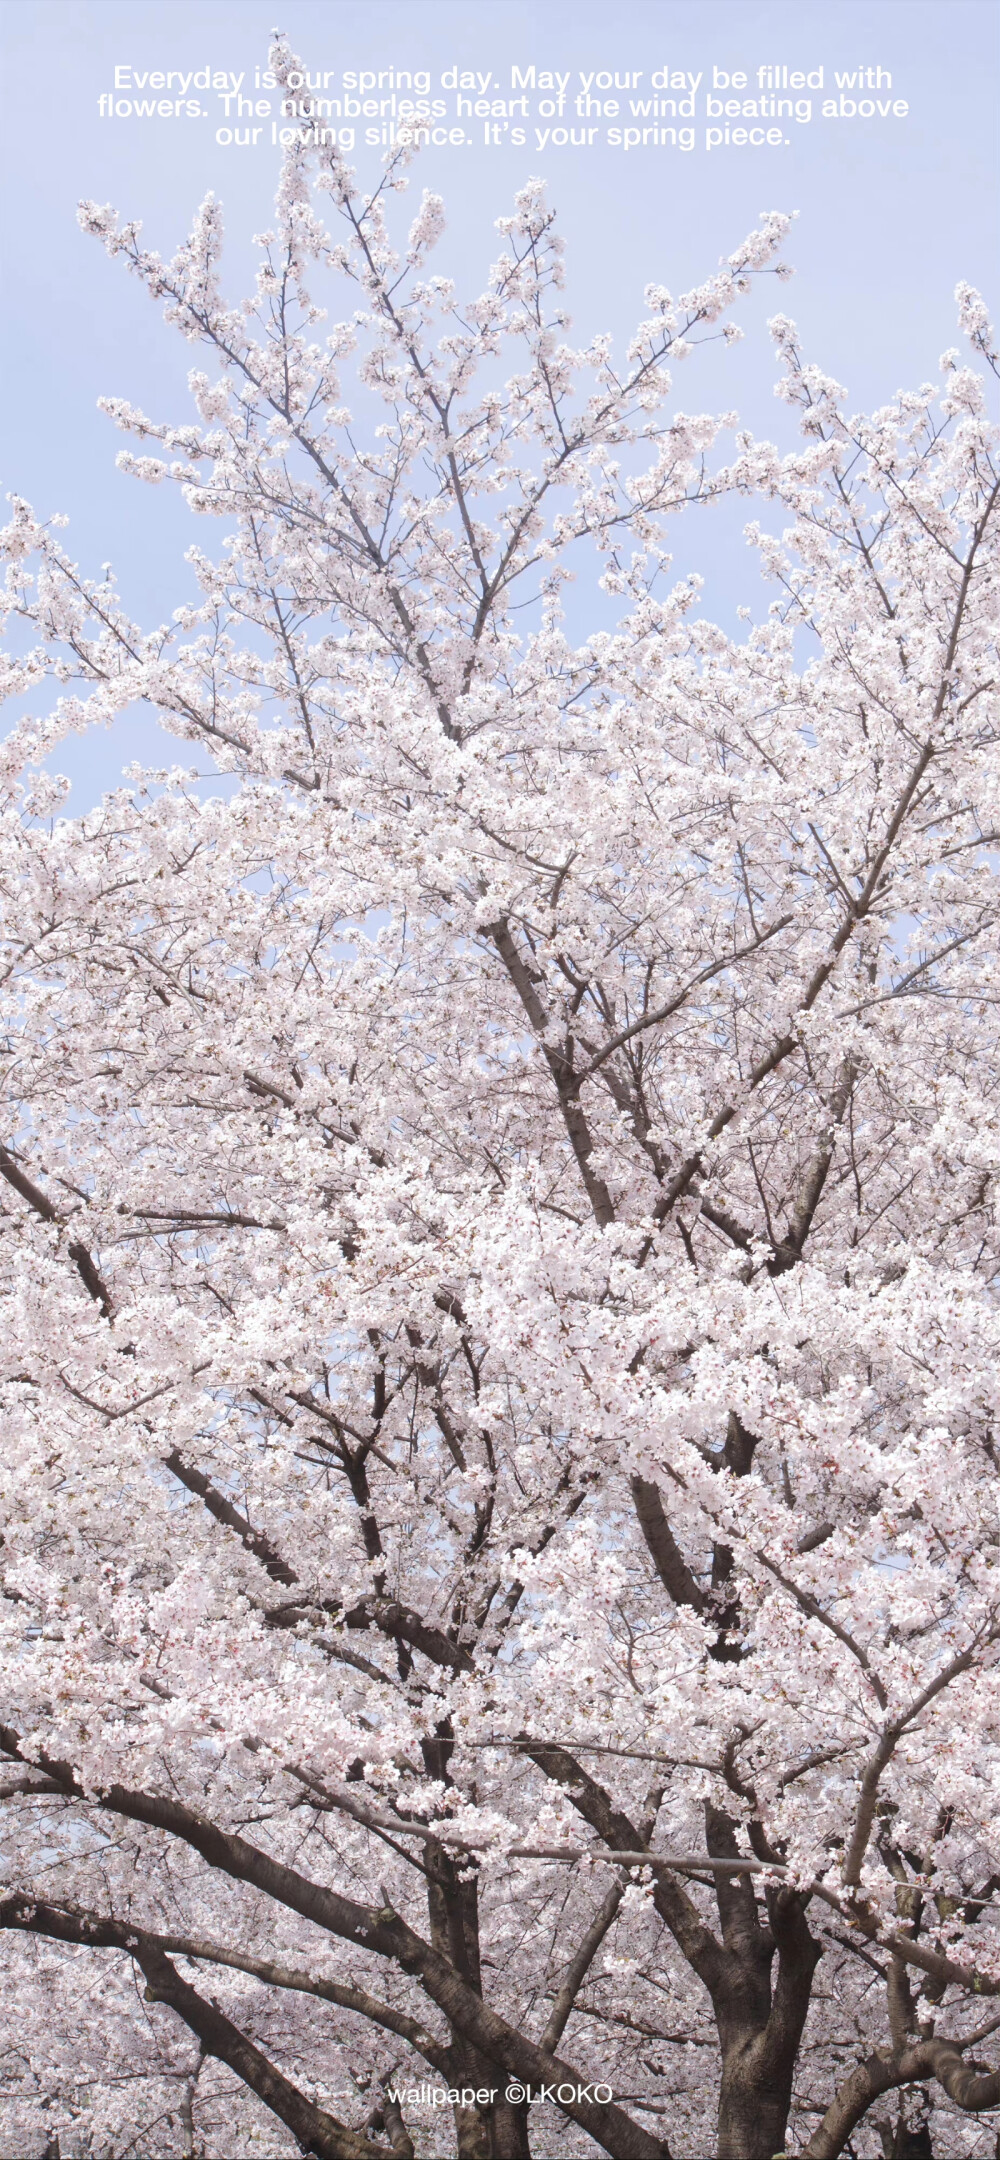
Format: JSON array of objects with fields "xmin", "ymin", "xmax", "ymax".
[
  {"xmin": 540, "ymin": 1878, "xmax": 626, "ymax": 2054},
  {"xmin": 0, "ymin": 1728, "xmax": 666, "ymax": 2160},
  {"xmin": 0, "ymin": 1896, "xmax": 390, "ymax": 2160}
]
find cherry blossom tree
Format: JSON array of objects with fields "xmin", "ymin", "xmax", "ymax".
[{"xmin": 1, "ymin": 38, "xmax": 999, "ymax": 2160}]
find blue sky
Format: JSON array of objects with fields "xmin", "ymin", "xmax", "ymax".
[{"xmin": 1, "ymin": 0, "xmax": 997, "ymax": 805}]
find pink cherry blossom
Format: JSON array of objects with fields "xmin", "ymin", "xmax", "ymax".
[{"xmin": 0, "ymin": 36, "xmax": 998, "ymax": 2160}]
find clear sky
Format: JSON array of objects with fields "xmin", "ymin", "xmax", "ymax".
[{"xmin": 1, "ymin": 0, "xmax": 997, "ymax": 804}]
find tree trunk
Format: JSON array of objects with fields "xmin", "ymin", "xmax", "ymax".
[
  {"xmin": 422, "ymin": 1810, "xmax": 532, "ymax": 2158},
  {"xmin": 705, "ymin": 1807, "xmax": 821, "ymax": 2160},
  {"xmin": 716, "ymin": 2044, "xmax": 796, "ymax": 2160},
  {"xmin": 445, "ymin": 2042, "xmax": 531, "ymax": 2160}
]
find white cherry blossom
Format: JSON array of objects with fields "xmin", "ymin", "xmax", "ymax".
[{"xmin": 0, "ymin": 37, "xmax": 999, "ymax": 2160}]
